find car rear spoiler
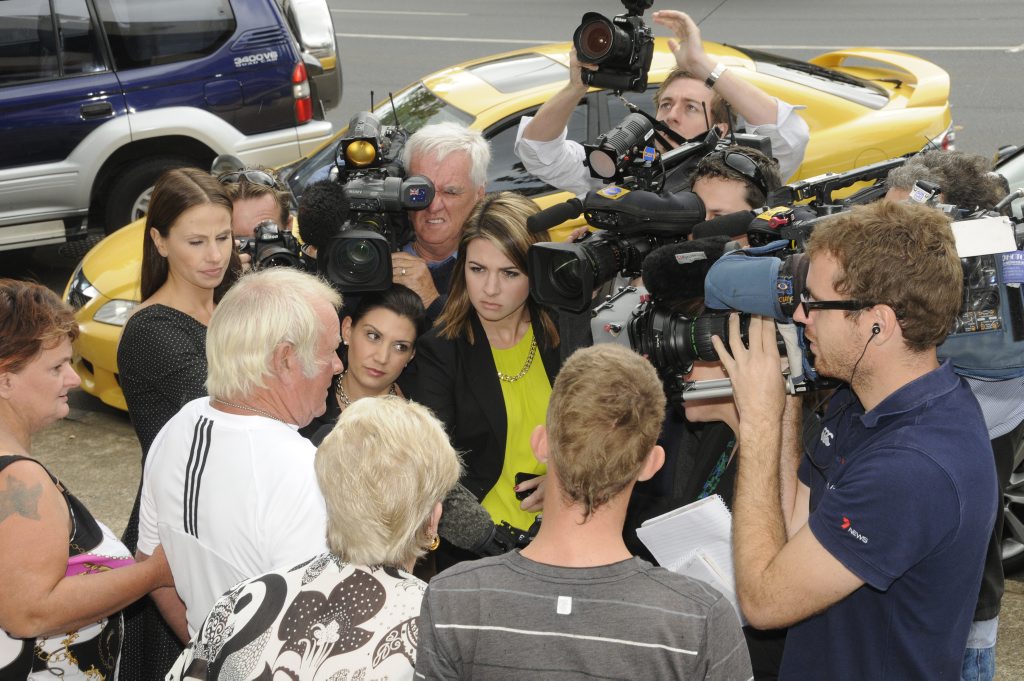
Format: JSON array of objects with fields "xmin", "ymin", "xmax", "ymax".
[{"xmin": 808, "ymin": 48, "xmax": 949, "ymax": 108}]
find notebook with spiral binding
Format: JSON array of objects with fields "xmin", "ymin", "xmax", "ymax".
[{"xmin": 636, "ymin": 494, "xmax": 742, "ymax": 622}]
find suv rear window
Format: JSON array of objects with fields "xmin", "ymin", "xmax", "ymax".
[{"xmin": 93, "ymin": 0, "xmax": 235, "ymax": 70}]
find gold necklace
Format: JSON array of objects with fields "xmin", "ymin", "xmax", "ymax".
[
  {"xmin": 336, "ymin": 372, "xmax": 397, "ymax": 407},
  {"xmin": 496, "ymin": 336, "xmax": 538, "ymax": 383}
]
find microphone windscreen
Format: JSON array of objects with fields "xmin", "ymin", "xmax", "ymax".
[
  {"xmin": 527, "ymin": 198, "xmax": 583, "ymax": 234},
  {"xmin": 297, "ymin": 180, "xmax": 351, "ymax": 251},
  {"xmin": 691, "ymin": 210, "xmax": 757, "ymax": 240},
  {"xmin": 438, "ymin": 483, "xmax": 494, "ymax": 551},
  {"xmin": 641, "ymin": 236, "xmax": 731, "ymax": 303}
]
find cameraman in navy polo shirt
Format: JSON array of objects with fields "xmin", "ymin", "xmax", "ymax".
[{"xmin": 713, "ymin": 200, "xmax": 998, "ymax": 680}]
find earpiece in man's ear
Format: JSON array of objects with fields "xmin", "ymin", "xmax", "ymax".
[{"xmin": 872, "ymin": 324, "xmax": 881, "ymax": 335}]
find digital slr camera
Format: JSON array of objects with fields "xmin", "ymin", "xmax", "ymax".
[
  {"xmin": 318, "ymin": 112, "xmax": 435, "ymax": 292},
  {"xmin": 237, "ymin": 219, "xmax": 306, "ymax": 270},
  {"xmin": 573, "ymin": 0, "xmax": 655, "ymax": 93}
]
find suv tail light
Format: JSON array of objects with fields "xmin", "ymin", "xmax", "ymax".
[
  {"xmin": 292, "ymin": 63, "xmax": 312, "ymax": 124},
  {"xmin": 928, "ymin": 125, "xmax": 956, "ymax": 152}
]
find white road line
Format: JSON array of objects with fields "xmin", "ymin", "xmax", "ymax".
[
  {"xmin": 746, "ymin": 45, "xmax": 1023, "ymax": 52},
  {"xmin": 331, "ymin": 9, "xmax": 467, "ymax": 17},
  {"xmin": 335, "ymin": 32, "xmax": 556, "ymax": 45},
  {"xmin": 334, "ymin": 34, "xmax": 1023, "ymax": 52}
]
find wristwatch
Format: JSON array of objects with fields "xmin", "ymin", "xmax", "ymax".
[{"xmin": 705, "ymin": 62, "xmax": 728, "ymax": 89}]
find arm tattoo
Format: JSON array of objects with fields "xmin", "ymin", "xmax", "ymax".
[{"xmin": 0, "ymin": 475, "xmax": 43, "ymax": 524}]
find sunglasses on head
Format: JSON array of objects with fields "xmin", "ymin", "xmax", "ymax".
[
  {"xmin": 218, "ymin": 170, "xmax": 279, "ymax": 189},
  {"xmin": 699, "ymin": 149, "xmax": 770, "ymax": 198}
]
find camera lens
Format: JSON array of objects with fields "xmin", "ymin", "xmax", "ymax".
[
  {"xmin": 578, "ymin": 18, "xmax": 614, "ymax": 60},
  {"xmin": 573, "ymin": 13, "xmax": 633, "ymax": 65},
  {"xmin": 550, "ymin": 256, "xmax": 586, "ymax": 301},
  {"xmin": 254, "ymin": 247, "xmax": 303, "ymax": 270},
  {"xmin": 321, "ymin": 229, "xmax": 393, "ymax": 292},
  {"xmin": 339, "ymin": 239, "xmax": 381, "ymax": 276},
  {"xmin": 629, "ymin": 309, "xmax": 745, "ymax": 376}
]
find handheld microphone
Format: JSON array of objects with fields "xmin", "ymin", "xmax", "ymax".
[
  {"xmin": 526, "ymin": 198, "xmax": 583, "ymax": 234},
  {"xmin": 438, "ymin": 483, "xmax": 495, "ymax": 551}
]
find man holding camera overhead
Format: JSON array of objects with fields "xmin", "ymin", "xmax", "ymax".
[
  {"xmin": 714, "ymin": 200, "xmax": 997, "ymax": 680},
  {"xmin": 516, "ymin": 9, "xmax": 809, "ymax": 198}
]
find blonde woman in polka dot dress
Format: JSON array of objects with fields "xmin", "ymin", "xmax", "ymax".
[
  {"xmin": 168, "ymin": 396, "xmax": 461, "ymax": 680},
  {"xmin": 116, "ymin": 168, "xmax": 241, "ymax": 678}
]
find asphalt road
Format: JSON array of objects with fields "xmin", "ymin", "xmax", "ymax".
[{"xmin": 327, "ymin": 0, "xmax": 1024, "ymax": 156}]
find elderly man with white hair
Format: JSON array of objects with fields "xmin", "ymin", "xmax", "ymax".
[
  {"xmin": 136, "ymin": 267, "xmax": 343, "ymax": 640},
  {"xmin": 391, "ymin": 122, "xmax": 490, "ymax": 321}
]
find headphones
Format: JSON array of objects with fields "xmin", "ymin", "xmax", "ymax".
[{"xmin": 871, "ymin": 323, "xmax": 881, "ymax": 335}]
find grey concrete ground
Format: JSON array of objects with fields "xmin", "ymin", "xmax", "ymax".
[{"xmin": 30, "ymin": 390, "xmax": 1024, "ymax": 679}]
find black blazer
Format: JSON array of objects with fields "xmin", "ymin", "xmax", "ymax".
[{"xmin": 409, "ymin": 311, "xmax": 560, "ymax": 501}]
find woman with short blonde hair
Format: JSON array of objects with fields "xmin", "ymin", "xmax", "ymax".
[{"xmin": 169, "ymin": 396, "xmax": 461, "ymax": 680}]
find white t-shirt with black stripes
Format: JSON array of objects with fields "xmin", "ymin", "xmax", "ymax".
[{"xmin": 138, "ymin": 397, "xmax": 329, "ymax": 636}]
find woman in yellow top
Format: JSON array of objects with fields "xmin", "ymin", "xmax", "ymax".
[{"xmin": 411, "ymin": 192, "xmax": 560, "ymax": 565}]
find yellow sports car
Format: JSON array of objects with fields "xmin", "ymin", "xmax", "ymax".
[{"xmin": 65, "ymin": 38, "xmax": 953, "ymax": 410}]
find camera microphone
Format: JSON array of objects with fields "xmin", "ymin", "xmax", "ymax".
[
  {"xmin": 297, "ymin": 179, "xmax": 351, "ymax": 251},
  {"xmin": 641, "ymin": 236, "xmax": 731, "ymax": 303},
  {"xmin": 526, "ymin": 198, "xmax": 584, "ymax": 234},
  {"xmin": 690, "ymin": 211, "xmax": 757, "ymax": 241}
]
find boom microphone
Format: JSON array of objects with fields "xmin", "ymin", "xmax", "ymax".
[
  {"xmin": 641, "ymin": 236, "xmax": 731, "ymax": 303},
  {"xmin": 297, "ymin": 179, "xmax": 351, "ymax": 251},
  {"xmin": 527, "ymin": 198, "xmax": 584, "ymax": 234},
  {"xmin": 690, "ymin": 210, "xmax": 757, "ymax": 241}
]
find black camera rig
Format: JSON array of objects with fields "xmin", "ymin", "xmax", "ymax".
[
  {"xmin": 318, "ymin": 111, "xmax": 435, "ymax": 292},
  {"xmin": 573, "ymin": 0, "xmax": 655, "ymax": 93}
]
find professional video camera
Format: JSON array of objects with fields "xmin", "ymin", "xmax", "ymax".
[
  {"xmin": 527, "ymin": 185, "xmax": 705, "ymax": 313},
  {"xmin": 586, "ymin": 157, "xmax": 922, "ymax": 404},
  {"xmin": 316, "ymin": 111, "xmax": 435, "ymax": 292},
  {"xmin": 237, "ymin": 218, "xmax": 306, "ymax": 270},
  {"xmin": 573, "ymin": 0, "xmax": 655, "ymax": 93},
  {"xmin": 618, "ymin": 155, "xmax": 1024, "ymax": 403},
  {"xmin": 586, "ymin": 245, "xmax": 811, "ymax": 407}
]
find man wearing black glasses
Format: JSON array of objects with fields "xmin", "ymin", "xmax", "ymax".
[
  {"xmin": 713, "ymin": 200, "xmax": 997, "ymax": 680},
  {"xmin": 515, "ymin": 9, "xmax": 808, "ymax": 199}
]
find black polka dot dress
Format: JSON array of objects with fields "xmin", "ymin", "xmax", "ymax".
[{"xmin": 117, "ymin": 303, "xmax": 209, "ymax": 679}]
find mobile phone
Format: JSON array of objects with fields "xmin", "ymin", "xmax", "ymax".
[{"xmin": 514, "ymin": 472, "xmax": 541, "ymax": 501}]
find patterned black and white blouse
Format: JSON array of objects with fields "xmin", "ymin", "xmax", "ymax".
[{"xmin": 168, "ymin": 553, "xmax": 425, "ymax": 680}]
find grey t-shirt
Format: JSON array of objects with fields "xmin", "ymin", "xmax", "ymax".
[{"xmin": 416, "ymin": 551, "xmax": 752, "ymax": 680}]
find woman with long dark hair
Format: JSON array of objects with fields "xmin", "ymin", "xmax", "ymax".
[
  {"xmin": 116, "ymin": 167, "xmax": 241, "ymax": 677},
  {"xmin": 411, "ymin": 192, "xmax": 561, "ymax": 564},
  {"xmin": 304, "ymin": 284, "xmax": 428, "ymax": 445}
]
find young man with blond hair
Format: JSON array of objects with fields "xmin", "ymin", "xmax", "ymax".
[{"xmin": 415, "ymin": 344, "xmax": 752, "ymax": 681}]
